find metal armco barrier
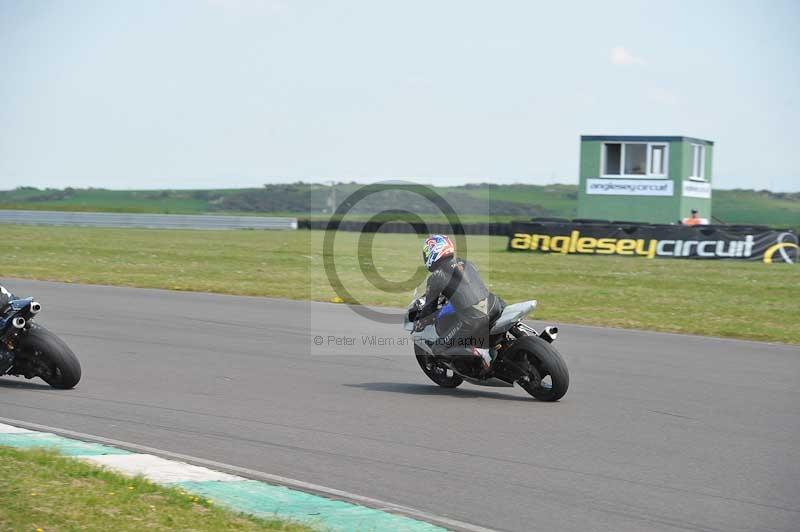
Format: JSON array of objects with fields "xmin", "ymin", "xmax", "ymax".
[
  {"xmin": 299, "ymin": 219, "xmax": 510, "ymax": 235},
  {"xmin": 0, "ymin": 210, "xmax": 298, "ymax": 230}
]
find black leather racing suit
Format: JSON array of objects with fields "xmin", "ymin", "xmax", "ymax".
[{"xmin": 417, "ymin": 257, "xmax": 504, "ymax": 354}]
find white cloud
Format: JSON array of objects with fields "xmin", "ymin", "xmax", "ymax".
[{"xmin": 610, "ymin": 46, "xmax": 645, "ymax": 66}]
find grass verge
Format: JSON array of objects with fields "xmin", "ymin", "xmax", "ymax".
[
  {"xmin": 0, "ymin": 445, "xmax": 311, "ymax": 531},
  {"xmin": 2, "ymin": 225, "xmax": 798, "ymax": 343}
]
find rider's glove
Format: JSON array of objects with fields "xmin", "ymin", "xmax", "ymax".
[{"xmin": 414, "ymin": 314, "xmax": 435, "ymax": 332}]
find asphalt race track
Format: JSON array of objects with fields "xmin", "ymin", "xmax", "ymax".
[{"xmin": 2, "ymin": 279, "xmax": 798, "ymax": 532}]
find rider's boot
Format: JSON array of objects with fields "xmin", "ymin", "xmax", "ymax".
[{"xmin": 471, "ymin": 347, "xmax": 492, "ymax": 375}]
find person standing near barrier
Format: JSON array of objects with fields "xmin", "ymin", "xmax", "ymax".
[{"xmin": 683, "ymin": 209, "xmax": 704, "ymax": 226}]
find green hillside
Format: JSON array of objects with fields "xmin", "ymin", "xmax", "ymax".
[
  {"xmin": 1, "ymin": 184, "xmax": 798, "ymax": 228},
  {"xmin": 710, "ymin": 189, "xmax": 800, "ymax": 227}
]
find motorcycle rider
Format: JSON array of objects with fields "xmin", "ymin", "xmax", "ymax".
[{"xmin": 415, "ymin": 235, "xmax": 504, "ymax": 373}]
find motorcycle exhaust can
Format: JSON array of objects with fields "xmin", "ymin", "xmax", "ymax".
[
  {"xmin": 12, "ymin": 317, "xmax": 26, "ymax": 329},
  {"xmin": 539, "ymin": 326, "xmax": 558, "ymax": 343},
  {"xmin": 30, "ymin": 301, "xmax": 42, "ymax": 314}
]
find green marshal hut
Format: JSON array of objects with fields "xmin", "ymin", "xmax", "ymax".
[{"xmin": 577, "ymin": 135, "xmax": 714, "ymax": 224}]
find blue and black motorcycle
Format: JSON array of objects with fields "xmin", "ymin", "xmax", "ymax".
[{"xmin": 0, "ymin": 285, "xmax": 81, "ymax": 389}]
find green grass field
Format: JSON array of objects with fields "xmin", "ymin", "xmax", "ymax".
[
  {"xmin": 2, "ymin": 225, "xmax": 797, "ymax": 343},
  {"xmin": 0, "ymin": 446, "xmax": 310, "ymax": 531}
]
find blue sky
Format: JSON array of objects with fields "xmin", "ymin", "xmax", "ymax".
[{"xmin": 1, "ymin": 0, "xmax": 798, "ymax": 191}]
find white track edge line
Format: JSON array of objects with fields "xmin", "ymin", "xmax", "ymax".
[{"xmin": 0, "ymin": 416, "xmax": 499, "ymax": 532}]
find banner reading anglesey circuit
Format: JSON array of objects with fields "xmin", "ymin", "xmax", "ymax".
[{"xmin": 507, "ymin": 221, "xmax": 798, "ymax": 263}]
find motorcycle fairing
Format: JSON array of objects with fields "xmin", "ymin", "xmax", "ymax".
[
  {"xmin": 436, "ymin": 301, "xmax": 456, "ymax": 320},
  {"xmin": 489, "ymin": 300, "xmax": 537, "ymax": 334},
  {"xmin": 0, "ymin": 297, "xmax": 34, "ymax": 332},
  {"xmin": 412, "ymin": 323, "xmax": 439, "ymax": 353}
]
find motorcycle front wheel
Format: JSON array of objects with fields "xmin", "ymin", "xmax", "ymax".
[
  {"xmin": 509, "ymin": 336, "xmax": 569, "ymax": 401},
  {"xmin": 414, "ymin": 345, "xmax": 463, "ymax": 388},
  {"xmin": 19, "ymin": 326, "xmax": 82, "ymax": 389}
]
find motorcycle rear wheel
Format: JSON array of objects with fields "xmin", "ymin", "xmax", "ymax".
[
  {"xmin": 19, "ymin": 326, "xmax": 82, "ymax": 389},
  {"xmin": 509, "ymin": 336, "xmax": 569, "ymax": 401},
  {"xmin": 414, "ymin": 345, "xmax": 463, "ymax": 388}
]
